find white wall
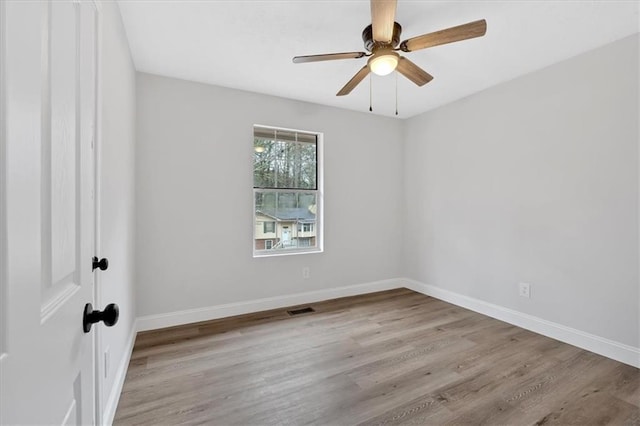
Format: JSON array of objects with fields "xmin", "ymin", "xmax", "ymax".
[
  {"xmin": 135, "ymin": 73, "xmax": 403, "ymax": 318},
  {"xmin": 403, "ymin": 34, "xmax": 639, "ymax": 348},
  {"xmin": 98, "ymin": 1, "xmax": 137, "ymax": 422}
]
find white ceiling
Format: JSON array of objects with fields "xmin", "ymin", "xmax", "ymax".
[{"xmin": 117, "ymin": 0, "xmax": 639, "ymax": 119}]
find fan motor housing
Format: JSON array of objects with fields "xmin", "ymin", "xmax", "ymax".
[{"xmin": 362, "ymin": 22, "xmax": 402, "ymax": 51}]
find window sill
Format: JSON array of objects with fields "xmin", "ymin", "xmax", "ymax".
[{"xmin": 253, "ymin": 248, "xmax": 323, "ymax": 258}]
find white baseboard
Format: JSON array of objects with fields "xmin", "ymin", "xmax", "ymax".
[
  {"xmin": 102, "ymin": 322, "xmax": 137, "ymax": 426},
  {"xmin": 136, "ymin": 279, "xmax": 403, "ymax": 332},
  {"xmin": 402, "ymin": 278, "xmax": 640, "ymax": 368}
]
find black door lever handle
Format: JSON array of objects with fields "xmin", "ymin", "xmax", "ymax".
[{"xmin": 92, "ymin": 256, "xmax": 109, "ymax": 271}]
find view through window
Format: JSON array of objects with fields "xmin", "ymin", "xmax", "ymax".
[{"xmin": 253, "ymin": 126, "xmax": 321, "ymax": 256}]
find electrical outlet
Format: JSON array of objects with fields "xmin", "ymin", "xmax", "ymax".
[
  {"xmin": 519, "ymin": 282, "xmax": 531, "ymax": 298},
  {"xmin": 302, "ymin": 267, "xmax": 310, "ymax": 279},
  {"xmin": 104, "ymin": 347, "xmax": 110, "ymax": 378}
]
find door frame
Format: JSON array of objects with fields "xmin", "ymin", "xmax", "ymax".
[
  {"xmin": 0, "ymin": 0, "xmax": 8, "ymax": 367},
  {"xmin": 92, "ymin": 1, "xmax": 104, "ymax": 424}
]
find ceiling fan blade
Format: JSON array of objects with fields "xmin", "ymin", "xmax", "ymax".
[
  {"xmin": 371, "ymin": 0, "xmax": 397, "ymax": 43},
  {"xmin": 396, "ymin": 57, "xmax": 433, "ymax": 86},
  {"xmin": 399, "ymin": 19, "xmax": 487, "ymax": 52},
  {"xmin": 293, "ymin": 52, "xmax": 367, "ymax": 64},
  {"xmin": 337, "ymin": 65, "xmax": 370, "ymax": 96}
]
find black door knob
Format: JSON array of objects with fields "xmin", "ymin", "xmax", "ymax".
[
  {"xmin": 92, "ymin": 257, "xmax": 109, "ymax": 271},
  {"xmin": 83, "ymin": 303, "xmax": 119, "ymax": 333}
]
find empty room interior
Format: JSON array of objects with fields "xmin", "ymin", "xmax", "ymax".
[{"xmin": 1, "ymin": 0, "xmax": 639, "ymax": 425}]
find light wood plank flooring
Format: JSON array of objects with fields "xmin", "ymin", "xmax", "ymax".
[{"xmin": 114, "ymin": 289, "xmax": 639, "ymax": 425}]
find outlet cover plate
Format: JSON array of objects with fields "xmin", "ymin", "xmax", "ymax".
[{"xmin": 519, "ymin": 282, "xmax": 531, "ymax": 298}]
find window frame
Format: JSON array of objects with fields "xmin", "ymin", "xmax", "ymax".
[{"xmin": 252, "ymin": 125, "xmax": 323, "ymax": 258}]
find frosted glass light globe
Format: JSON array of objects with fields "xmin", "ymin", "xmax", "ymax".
[{"xmin": 368, "ymin": 51, "xmax": 399, "ymax": 76}]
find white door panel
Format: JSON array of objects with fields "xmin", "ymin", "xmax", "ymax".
[{"xmin": 1, "ymin": 1, "xmax": 99, "ymax": 424}]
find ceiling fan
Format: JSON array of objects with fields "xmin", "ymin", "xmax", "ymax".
[{"xmin": 292, "ymin": 0, "xmax": 487, "ymax": 96}]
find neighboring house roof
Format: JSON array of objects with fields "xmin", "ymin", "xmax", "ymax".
[{"xmin": 257, "ymin": 207, "xmax": 316, "ymax": 223}]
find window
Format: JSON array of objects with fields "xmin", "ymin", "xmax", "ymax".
[
  {"xmin": 297, "ymin": 237, "xmax": 311, "ymax": 247},
  {"xmin": 263, "ymin": 221, "xmax": 275, "ymax": 233},
  {"xmin": 253, "ymin": 125, "xmax": 322, "ymax": 256},
  {"xmin": 297, "ymin": 223, "xmax": 313, "ymax": 232}
]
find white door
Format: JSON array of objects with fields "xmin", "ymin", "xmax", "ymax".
[{"xmin": 1, "ymin": 1, "xmax": 100, "ymax": 424}]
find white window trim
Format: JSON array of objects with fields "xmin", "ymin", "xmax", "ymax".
[{"xmin": 252, "ymin": 125, "xmax": 323, "ymax": 258}]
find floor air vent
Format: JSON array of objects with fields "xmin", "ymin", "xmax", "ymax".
[{"xmin": 287, "ymin": 307, "xmax": 315, "ymax": 316}]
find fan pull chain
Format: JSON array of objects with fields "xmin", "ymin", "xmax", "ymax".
[
  {"xmin": 369, "ymin": 74, "xmax": 373, "ymax": 112},
  {"xmin": 395, "ymin": 71, "xmax": 398, "ymax": 116}
]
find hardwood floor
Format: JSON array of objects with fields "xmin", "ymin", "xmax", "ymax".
[{"xmin": 114, "ymin": 289, "xmax": 639, "ymax": 425}]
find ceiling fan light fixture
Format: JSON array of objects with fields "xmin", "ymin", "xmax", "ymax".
[
  {"xmin": 292, "ymin": 0, "xmax": 487, "ymax": 99},
  {"xmin": 368, "ymin": 50, "xmax": 399, "ymax": 76}
]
